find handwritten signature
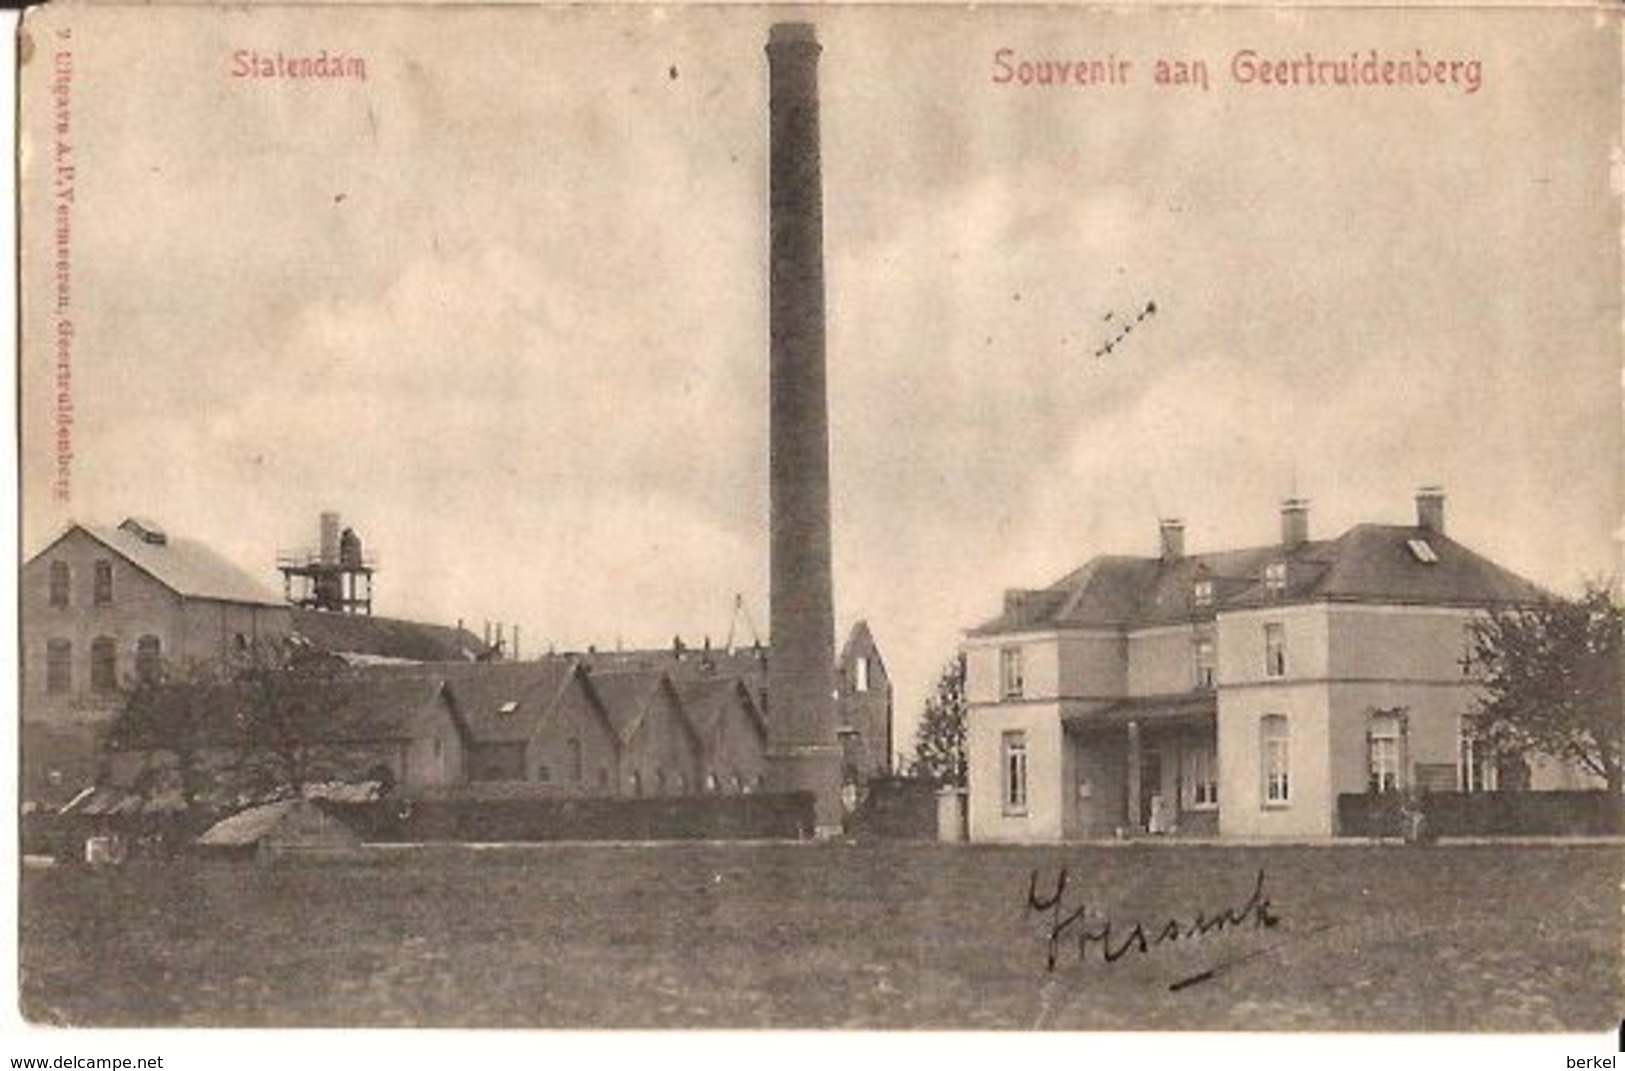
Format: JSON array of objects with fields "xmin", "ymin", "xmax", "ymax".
[{"xmin": 1027, "ymin": 866, "xmax": 1280, "ymax": 975}]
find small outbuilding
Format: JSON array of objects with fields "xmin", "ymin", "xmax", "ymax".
[{"xmin": 196, "ymin": 798, "xmax": 363, "ymax": 860}]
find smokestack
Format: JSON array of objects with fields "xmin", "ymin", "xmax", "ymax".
[
  {"xmin": 1159, "ymin": 518, "xmax": 1185, "ymax": 562},
  {"xmin": 319, "ymin": 512, "xmax": 341, "ymax": 565},
  {"xmin": 1416, "ymin": 486, "xmax": 1445, "ymax": 535},
  {"xmin": 1281, "ymin": 498, "xmax": 1310, "ymax": 548},
  {"xmin": 765, "ymin": 22, "xmax": 842, "ymax": 835}
]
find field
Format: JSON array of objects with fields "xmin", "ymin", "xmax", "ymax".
[{"xmin": 18, "ymin": 842, "xmax": 1622, "ymax": 1030}]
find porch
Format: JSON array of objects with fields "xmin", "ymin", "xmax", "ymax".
[{"xmin": 1062, "ymin": 694, "xmax": 1219, "ymax": 838}]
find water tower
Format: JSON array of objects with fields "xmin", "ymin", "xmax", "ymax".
[{"xmin": 278, "ymin": 511, "xmax": 377, "ymax": 614}]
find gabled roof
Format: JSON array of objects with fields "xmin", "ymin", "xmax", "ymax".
[
  {"xmin": 105, "ymin": 672, "xmax": 466, "ymax": 750},
  {"xmin": 317, "ymin": 676, "xmax": 463, "ymax": 744},
  {"xmin": 971, "ymin": 524, "xmax": 1546, "ymax": 636},
  {"xmin": 291, "ymin": 609, "xmax": 491, "ymax": 663},
  {"xmin": 839, "ymin": 620, "xmax": 889, "ymax": 680},
  {"xmin": 671, "ymin": 675, "xmax": 768, "ymax": 742},
  {"xmin": 432, "ymin": 661, "xmax": 582, "ymax": 744},
  {"xmin": 585, "ymin": 669, "xmax": 675, "ymax": 745},
  {"xmin": 36, "ymin": 521, "xmax": 286, "ymax": 607}
]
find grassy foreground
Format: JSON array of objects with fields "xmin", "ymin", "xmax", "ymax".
[{"xmin": 19, "ymin": 842, "xmax": 1621, "ymax": 1030}]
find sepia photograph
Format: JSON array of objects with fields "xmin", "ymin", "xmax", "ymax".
[{"xmin": 9, "ymin": 0, "xmax": 1622, "ymax": 1056}]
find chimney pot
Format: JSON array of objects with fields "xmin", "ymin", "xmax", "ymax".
[
  {"xmin": 1004, "ymin": 588, "xmax": 1034, "ymax": 615},
  {"xmin": 1159, "ymin": 519, "xmax": 1185, "ymax": 561},
  {"xmin": 1416, "ymin": 486, "xmax": 1446, "ymax": 534},
  {"xmin": 1281, "ymin": 498, "xmax": 1310, "ymax": 548}
]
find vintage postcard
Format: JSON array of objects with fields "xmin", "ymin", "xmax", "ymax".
[{"xmin": 10, "ymin": 0, "xmax": 1623, "ymax": 1056}]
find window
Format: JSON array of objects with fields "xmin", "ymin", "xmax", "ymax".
[
  {"xmin": 597, "ymin": 768, "xmax": 609, "ymax": 790},
  {"xmin": 1264, "ymin": 562, "xmax": 1287, "ymax": 594},
  {"xmin": 1193, "ymin": 636, "xmax": 1216, "ymax": 690},
  {"xmin": 1000, "ymin": 647, "xmax": 1025, "ymax": 699},
  {"xmin": 1263, "ymin": 623, "xmax": 1286, "ymax": 677},
  {"xmin": 1406, "ymin": 539, "xmax": 1439, "ymax": 564},
  {"xmin": 705, "ymin": 772, "xmax": 719, "ymax": 792},
  {"xmin": 853, "ymin": 657, "xmax": 870, "ymax": 693},
  {"xmin": 46, "ymin": 640, "xmax": 71, "ymax": 693},
  {"xmin": 1002, "ymin": 730, "xmax": 1028, "ymax": 815},
  {"xmin": 1261, "ymin": 715, "xmax": 1290, "ymax": 805},
  {"xmin": 1367, "ymin": 712, "xmax": 1404, "ymax": 794},
  {"xmin": 48, "ymin": 562, "xmax": 70, "ymax": 607},
  {"xmin": 1459, "ymin": 717, "xmax": 1498, "ymax": 793},
  {"xmin": 1182, "ymin": 742, "xmax": 1218, "ymax": 809},
  {"xmin": 1192, "ymin": 579, "xmax": 1214, "ymax": 608},
  {"xmin": 656, "ymin": 769, "xmax": 668, "ymax": 794},
  {"xmin": 567, "ymin": 738, "xmax": 584, "ymax": 782},
  {"xmin": 135, "ymin": 635, "xmax": 162, "ymax": 683},
  {"xmin": 1458, "ymin": 624, "xmax": 1478, "ymax": 678},
  {"xmin": 631, "ymin": 770, "xmax": 643, "ymax": 797},
  {"xmin": 90, "ymin": 637, "xmax": 118, "ymax": 692},
  {"xmin": 535, "ymin": 763, "xmax": 552, "ymax": 783},
  {"xmin": 93, "ymin": 559, "xmax": 114, "ymax": 605}
]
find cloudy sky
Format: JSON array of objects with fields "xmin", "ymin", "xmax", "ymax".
[{"xmin": 19, "ymin": 4, "xmax": 1621, "ymax": 752}]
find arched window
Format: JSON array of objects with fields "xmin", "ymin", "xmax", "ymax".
[
  {"xmin": 90, "ymin": 637, "xmax": 118, "ymax": 692},
  {"xmin": 46, "ymin": 640, "xmax": 71, "ymax": 693},
  {"xmin": 48, "ymin": 562, "xmax": 70, "ymax": 608},
  {"xmin": 135, "ymin": 635, "xmax": 162, "ymax": 683}
]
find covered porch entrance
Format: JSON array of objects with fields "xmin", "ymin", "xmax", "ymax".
[{"xmin": 1062, "ymin": 694, "xmax": 1219, "ymax": 838}]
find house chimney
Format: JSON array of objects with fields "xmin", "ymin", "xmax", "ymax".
[
  {"xmin": 1159, "ymin": 518, "xmax": 1185, "ymax": 561},
  {"xmin": 765, "ymin": 22, "xmax": 842, "ymax": 835},
  {"xmin": 1281, "ymin": 498, "xmax": 1310, "ymax": 548},
  {"xmin": 1004, "ymin": 588, "xmax": 1034, "ymax": 615},
  {"xmin": 1416, "ymin": 486, "xmax": 1445, "ymax": 534}
]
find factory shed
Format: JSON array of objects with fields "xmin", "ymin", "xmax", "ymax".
[{"xmin": 196, "ymin": 798, "xmax": 364, "ymax": 860}]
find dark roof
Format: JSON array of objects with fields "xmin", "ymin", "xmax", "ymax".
[
  {"xmin": 566, "ymin": 645, "xmax": 769, "ymax": 685},
  {"xmin": 431, "ymin": 661, "xmax": 581, "ymax": 744},
  {"xmin": 1062, "ymin": 693, "xmax": 1217, "ymax": 732},
  {"xmin": 971, "ymin": 525, "xmax": 1547, "ymax": 635},
  {"xmin": 585, "ymin": 669, "xmax": 671, "ymax": 745},
  {"xmin": 670, "ymin": 675, "xmax": 767, "ymax": 741},
  {"xmin": 291, "ymin": 609, "xmax": 491, "ymax": 663},
  {"xmin": 56, "ymin": 522, "xmax": 285, "ymax": 606},
  {"xmin": 318, "ymin": 676, "xmax": 461, "ymax": 744}
]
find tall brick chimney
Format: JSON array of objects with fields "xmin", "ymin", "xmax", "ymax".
[{"xmin": 765, "ymin": 22, "xmax": 842, "ymax": 834}]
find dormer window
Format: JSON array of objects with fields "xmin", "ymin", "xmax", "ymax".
[
  {"xmin": 1192, "ymin": 579, "xmax": 1214, "ymax": 608},
  {"xmin": 1406, "ymin": 539, "xmax": 1439, "ymax": 564},
  {"xmin": 1264, "ymin": 562, "xmax": 1287, "ymax": 594}
]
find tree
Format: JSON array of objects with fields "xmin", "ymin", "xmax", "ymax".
[
  {"xmin": 906, "ymin": 653, "xmax": 968, "ymax": 786},
  {"xmin": 234, "ymin": 644, "xmax": 357, "ymax": 795},
  {"xmin": 105, "ymin": 657, "xmax": 241, "ymax": 809},
  {"xmin": 1469, "ymin": 583, "xmax": 1623, "ymax": 798}
]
